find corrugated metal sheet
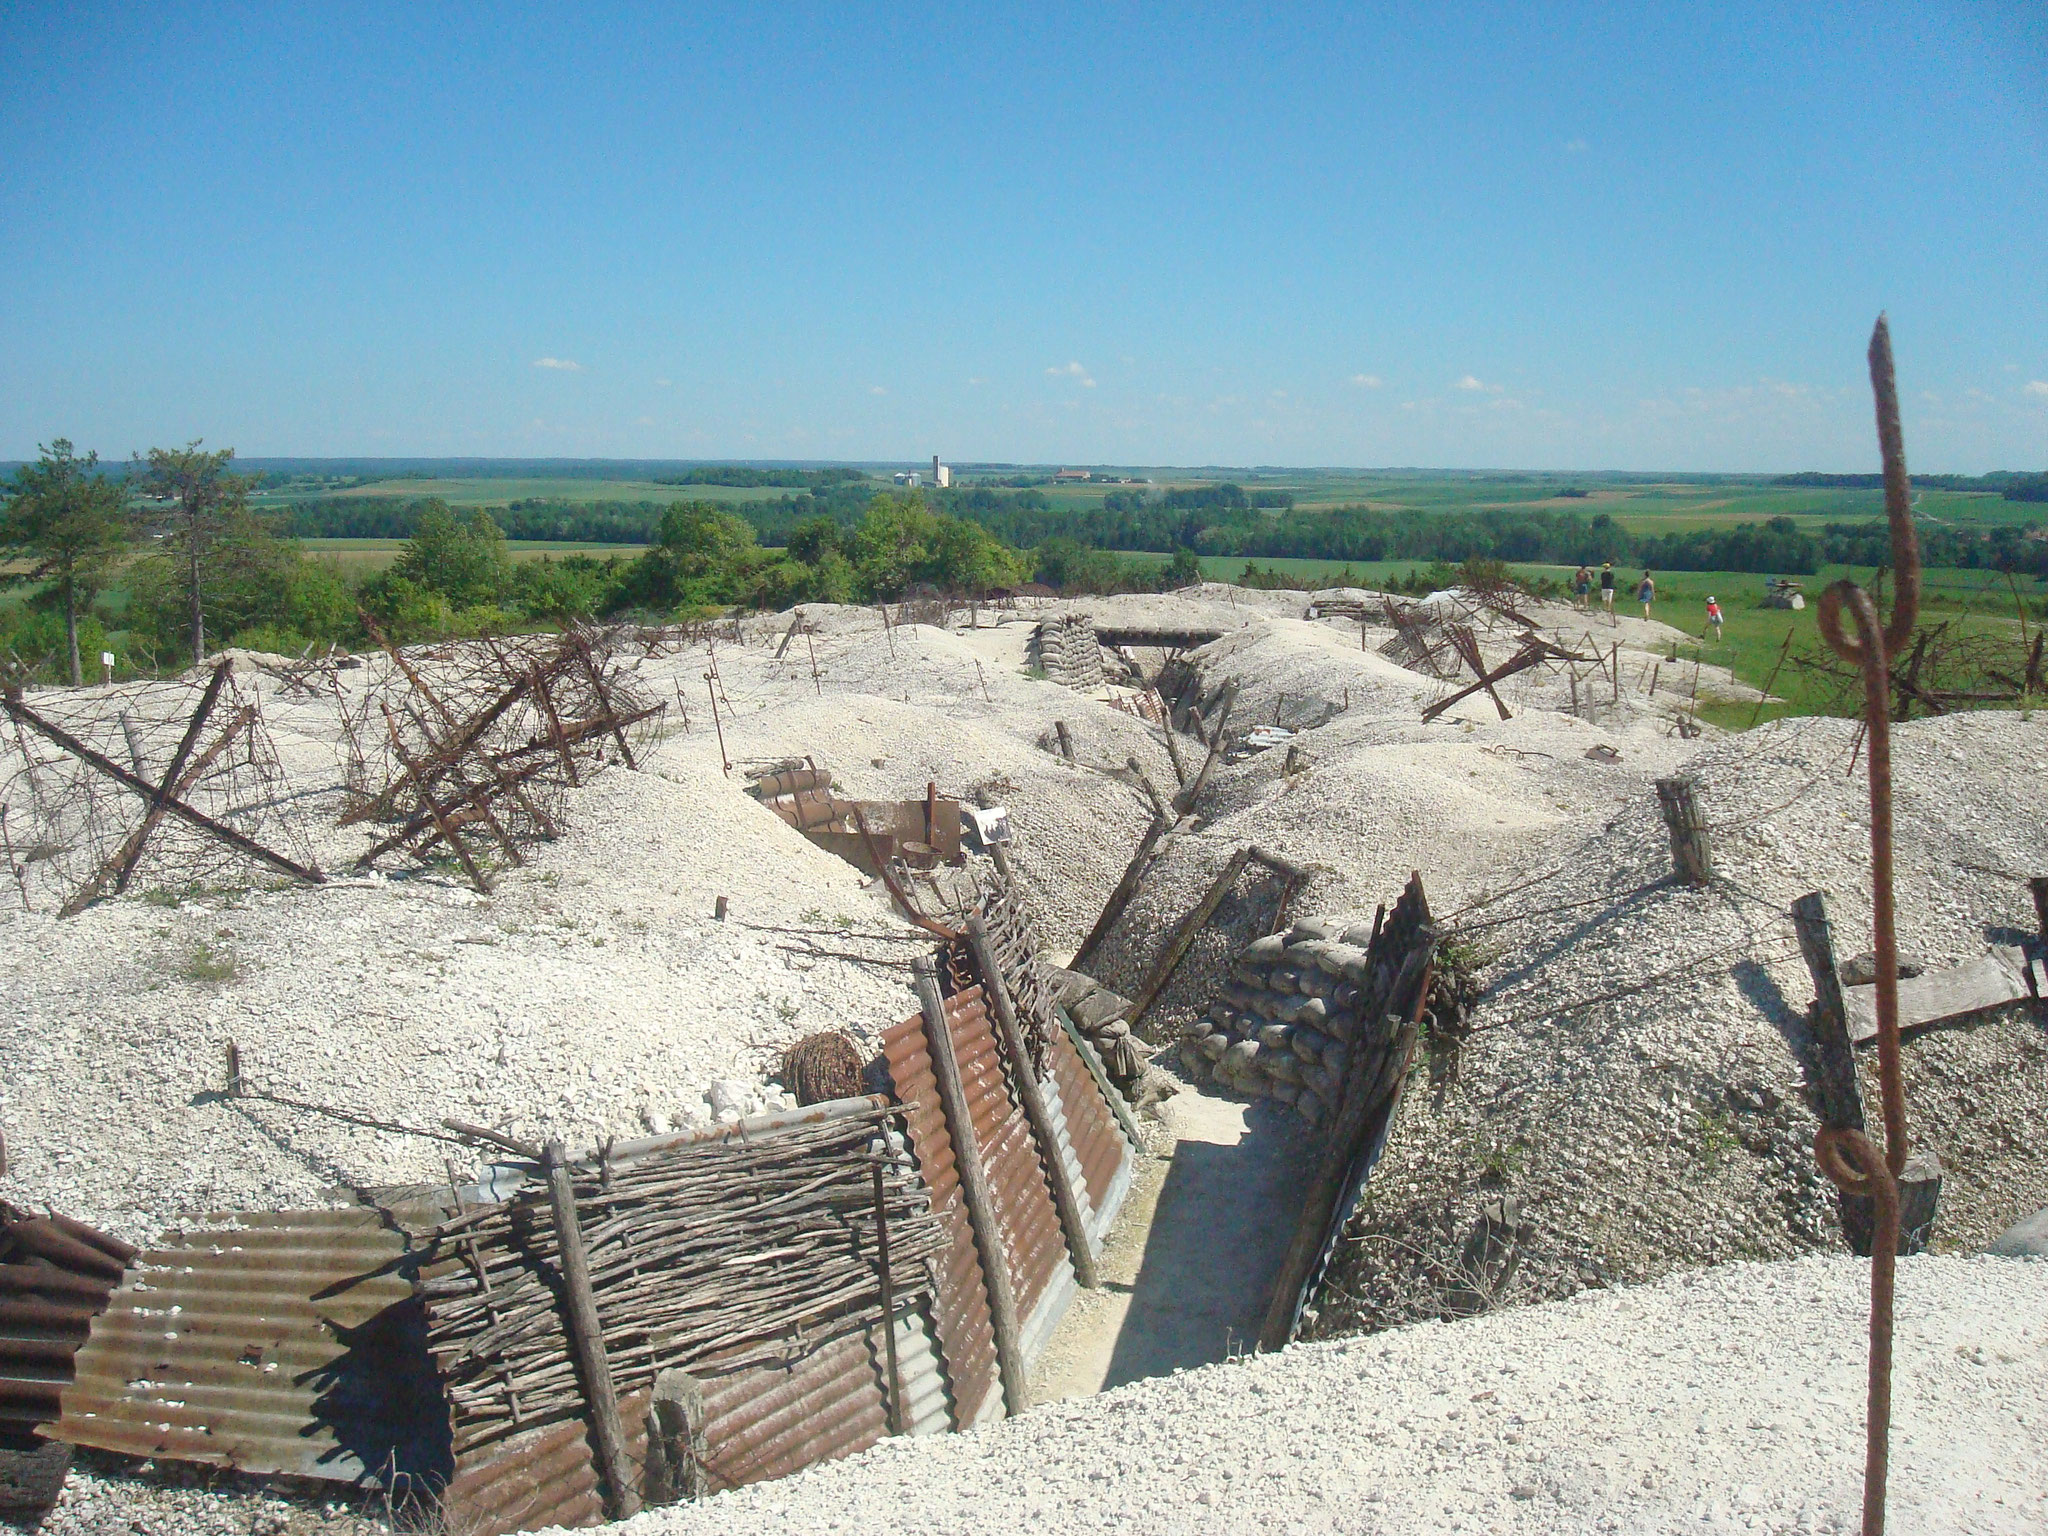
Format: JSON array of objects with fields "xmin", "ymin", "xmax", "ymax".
[
  {"xmin": 50, "ymin": 1209, "xmax": 449, "ymax": 1489},
  {"xmin": 950, "ymin": 987, "xmax": 1071, "ymax": 1339},
  {"xmin": 1047, "ymin": 1016, "xmax": 1138, "ymax": 1229},
  {"xmin": 880, "ymin": 1007, "xmax": 1000, "ymax": 1430},
  {"xmin": 0, "ymin": 1203, "xmax": 131, "ymax": 1447},
  {"xmin": 441, "ymin": 1307, "xmax": 949, "ymax": 1536}
]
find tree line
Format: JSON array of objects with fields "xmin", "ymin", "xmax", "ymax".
[{"xmin": 0, "ymin": 441, "xmax": 1069, "ymax": 680}]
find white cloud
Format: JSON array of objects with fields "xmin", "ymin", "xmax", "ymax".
[
  {"xmin": 2024, "ymin": 380, "xmax": 2048, "ymax": 399},
  {"xmin": 1454, "ymin": 374, "xmax": 1488, "ymax": 391},
  {"xmin": 1349, "ymin": 373, "xmax": 1384, "ymax": 388},
  {"xmin": 869, "ymin": 386, "xmax": 887, "ymax": 395},
  {"xmin": 654, "ymin": 377, "xmax": 673, "ymax": 388},
  {"xmin": 634, "ymin": 415, "xmax": 654, "ymax": 426},
  {"xmin": 1047, "ymin": 360, "xmax": 1096, "ymax": 387},
  {"xmin": 532, "ymin": 357, "xmax": 583, "ymax": 372}
]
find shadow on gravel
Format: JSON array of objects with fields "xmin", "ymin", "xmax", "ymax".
[{"xmin": 1100, "ymin": 1097, "xmax": 1314, "ymax": 1390}]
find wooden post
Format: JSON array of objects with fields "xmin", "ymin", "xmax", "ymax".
[
  {"xmin": 1125, "ymin": 846, "xmax": 1252, "ymax": 1026},
  {"xmin": 1173, "ymin": 681, "xmax": 1237, "ymax": 816},
  {"xmin": 914, "ymin": 955, "xmax": 1030, "ymax": 1416},
  {"xmin": 1159, "ymin": 718, "xmax": 1189, "ymax": 786},
  {"xmin": 1126, "ymin": 756, "xmax": 1171, "ymax": 825},
  {"xmin": 872, "ymin": 1164, "xmax": 903, "ymax": 1435},
  {"xmin": 543, "ymin": 1139, "xmax": 639, "ymax": 1520},
  {"xmin": 1054, "ymin": 719, "xmax": 1075, "ymax": 762},
  {"xmin": 714, "ymin": 895, "xmax": 729, "ymax": 921},
  {"xmin": 1611, "ymin": 643, "xmax": 1621, "ymax": 702},
  {"xmin": 1791, "ymin": 892, "xmax": 1865, "ymax": 1132},
  {"xmin": 1071, "ymin": 815, "xmax": 1172, "ymax": 971},
  {"xmin": 966, "ymin": 915, "xmax": 1101, "ymax": 1289},
  {"xmin": 1654, "ymin": 776, "xmax": 1713, "ymax": 886}
]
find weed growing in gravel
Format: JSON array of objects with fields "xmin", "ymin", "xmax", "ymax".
[
  {"xmin": 1477, "ymin": 1140, "xmax": 1526, "ymax": 1182},
  {"xmin": 182, "ymin": 941, "xmax": 237, "ymax": 985},
  {"xmin": 775, "ymin": 999, "xmax": 799, "ymax": 1024},
  {"xmin": 1698, "ymin": 1110, "xmax": 1739, "ymax": 1170}
]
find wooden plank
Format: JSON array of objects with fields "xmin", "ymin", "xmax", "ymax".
[{"xmin": 1843, "ymin": 947, "xmax": 2033, "ymax": 1042}]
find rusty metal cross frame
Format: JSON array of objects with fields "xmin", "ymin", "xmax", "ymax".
[{"xmin": 0, "ymin": 660, "xmax": 324, "ymax": 917}]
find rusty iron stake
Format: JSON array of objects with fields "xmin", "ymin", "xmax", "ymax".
[
  {"xmin": 1809, "ymin": 315, "xmax": 1923, "ymax": 1536},
  {"xmin": 705, "ymin": 673, "xmax": 730, "ymax": 775}
]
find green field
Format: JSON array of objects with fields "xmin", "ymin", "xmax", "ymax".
[
  {"xmin": 1121, "ymin": 550, "xmax": 2041, "ymax": 728},
  {"xmin": 297, "ymin": 537, "xmax": 628, "ymax": 572},
  {"xmin": 254, "ymin": 477, "xmax": 786, "ymax": 509}
]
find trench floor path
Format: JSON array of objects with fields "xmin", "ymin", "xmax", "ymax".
[{"xmin": 1031, "ymin": 1083, "xmax": 1314, "ymax": 1401}]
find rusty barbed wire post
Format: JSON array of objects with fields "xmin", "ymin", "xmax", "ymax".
[{"xmin": 1811, "ymin": 314, "xmax": 1922, "ymax": 1536}]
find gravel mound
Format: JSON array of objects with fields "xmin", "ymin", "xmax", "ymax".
[
  {"xmin": 546, "ymin": 1255, "xmax": 2048, "ymax": 1536},
  {"xmin": 1321, "ymin": 709, "xmax": 2048, "ymax": 1333}
]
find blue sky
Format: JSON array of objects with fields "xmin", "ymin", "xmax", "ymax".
[{"xmin": 2, "ymin": 2, "xmax": 2043, "ymax": 471}]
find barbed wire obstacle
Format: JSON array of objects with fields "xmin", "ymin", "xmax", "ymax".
[
  {"xmin": 0, "ymin": 661, "xmax": 323, "ymax": 917},
  {"xmin": 337, "ymin": 626, "xmax": 666, "ymax": 890},
  {"xmin": 1779, "ymin": 614, "xmax": 2043, "ymax": 721}
]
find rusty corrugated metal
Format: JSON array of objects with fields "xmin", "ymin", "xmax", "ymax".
[
  {"xmin": 49, "ymin": 1208, "xmax": 449, "ymax": 1488},
  {"xmin": 881, "ymin": 1007, "xmax": 1000, "ymax": 1429},
  {"xmin": 950, "ymin": 988, "xmax": 1069, "ymax": 1334},
  {"xmin": 1048, "ymin": 1018, "xmax": 1135, "ymax": 1224},
  {"xmin": 442, "ymin": 1306, "xmax": 948, "ymax": 1536},
  {"xmin": 0, "ymin": 1202, "xmax": 131, "ymax": 1446}
]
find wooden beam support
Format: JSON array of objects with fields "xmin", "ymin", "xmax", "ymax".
[
  {"xmin": 1125, "ymin": 845, "xmax": 1253, "ymax": 1027},
  {"xmin": 1071, "ymin": 814, "xmax": 1173, "ymax": 972},
  {"xmin": 913, "ymin": 955, "xmax": 1030, "ymax": 1416},
  {"xmin": 966, "ymin": 914, "xmax": 1101, "ymax": 1289},
  {"xmin": 542, "ymin": 1139, "xmax": 639, "ymax": 1521},
  {"xmin": 1173, "ymin": 680, "xmax": 1237, "ymax": 816}
]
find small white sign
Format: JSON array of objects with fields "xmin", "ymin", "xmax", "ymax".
[{"xmin": 101, "ymin": 651, "xmax": 115, "ymax": 667}]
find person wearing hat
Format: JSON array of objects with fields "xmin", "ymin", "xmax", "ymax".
[
  {"xmin": 1599, "ymin": 561, "xmax": 1616, "ymax": 621},
  {"xmin": 1705, "ymin": 594, "xmax": 1723, "ymax": 643}
]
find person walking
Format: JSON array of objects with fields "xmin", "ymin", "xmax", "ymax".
[
  {"xmin": 1637, "ymin": 571, "xmax": 1656, "ymax": 620},
  {"xmin": 1573, "ymin": 565, "xmax": 1592, "ymax": 610},
  {"xmin": 1599, "ymin": 562, "xmax": 1616, "ymax": 622},
  {"xmin": 1705, "ymin": 594, "xmax": 1723, "ymax": 643}
]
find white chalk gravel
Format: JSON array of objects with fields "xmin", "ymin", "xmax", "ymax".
[{"xmin": 558, "ymin": 1255, "xmax": 2046, "ymax": 1536}]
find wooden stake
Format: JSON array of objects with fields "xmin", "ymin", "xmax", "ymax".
[
  {"xmin": 966, "ymin": 915, "xmax": 1101, "ymax": 1289},
  {"xmin": 1072, "ymin": 815, "xmax": 1172, "ymax": 970},
  {"xmin": 1054, "ymin": 719, "xmax": 1075, "ymax": 762},
  {"xmin": 542, "ymin": 1139, "xmax": 639, "ymax": 1520},
  {"xmin": 913, "ymin": 955, "xmax": 1029, "ymax": 1416},
  {"xmin": 1654, "ymin": 776, "xmax": 1713, "ymax": 886},
  {"xmin": 1791, "ymin": 892, "xmax": 1864, "ymax": 1133},
  {"xmin": 1173, "ymin": 680, "xmax": 1237, "ymax": 816},
  {"xmin": 872, "ymin": 1163, "xmax": 903, "ymax": 1435}
]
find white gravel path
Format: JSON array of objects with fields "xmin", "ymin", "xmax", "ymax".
[{"xmin": 555, "ymin": 1255, "xmax": 2048, "ymax": 1536}]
